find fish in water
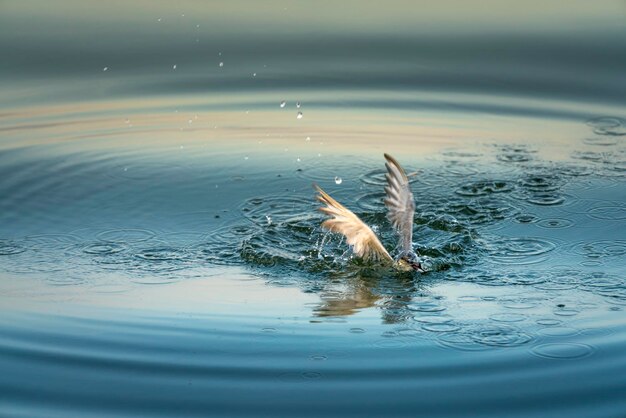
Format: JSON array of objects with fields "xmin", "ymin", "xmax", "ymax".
[{"xmin": 314, "ymin": 153, "xmax": 424, "ymax": 273}]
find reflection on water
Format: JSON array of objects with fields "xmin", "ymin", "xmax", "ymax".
[{"xmin": 1, "ymin": 0, "xmax": 626, "ymax": 417}]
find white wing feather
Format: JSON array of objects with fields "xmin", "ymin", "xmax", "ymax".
[
  {"xmin": 383, "ymin": 153, "xmax": 415, "ymax": 253},
  {"xmin": 315, "ymin": 184, "xmax": 392, "ymax": 262}
]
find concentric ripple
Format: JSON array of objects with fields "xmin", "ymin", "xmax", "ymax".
[{"xmin": 482, "ymin": 236, "xmax": 556, "ymax": 265}]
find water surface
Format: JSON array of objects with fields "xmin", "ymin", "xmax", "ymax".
[{"xmin": 1, "ymin": 1, "xmax": 625, "ymax": 417}]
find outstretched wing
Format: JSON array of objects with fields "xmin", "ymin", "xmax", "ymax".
[
  {"xmin": 383, "ymin": 153, "xmax": 415, "ymax": 254},
  {"xmin": 314, "ymin": 184, "xmax": 392, "ymax": 262}
]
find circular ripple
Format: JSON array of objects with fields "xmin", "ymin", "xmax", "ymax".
[
  {"xmin": 572, "ymin": 240, "xmax": 626, "ymax": 259},
  {"xmin": 413, "ymin": 315, "xmax": 453, "ymax": 324},
  {"xmin": 82, "ymin": 242, "xmax": 128, "ymax": 255},
  {"xmin": 135, "ymin": 247, "xmax": 190, "ymax": 262},
  {"xmin": 456, "ymin": 180, "xmax": 512, "ymax": 197},
  {"xmin": 0, "ymin": 240, "xmax": 26, "ymax": 255},
  {"xmin": 537, "ymin": 327, "xmax": 579, "ymax": 337},
  {"xmin": 527, "ymin": 192, "xmax": 565, "ymax": 206},
  {"xmin": 531, "ymin": 343, "xmax": 594, "ymax": 360},
  {"xmin": 490, "ymin": 313, "xmax": 527, "ymax": 322},
  {"xmin": 583, "ymin": 137, "xmax": 619, "ymax": 146},
  {"xmin": 536, "ymin": 218, "xmax": 574, "ymax": 229},
  {"xmin": 240, "ymin": 195, "xmax": 316, "ymax": 225},
  {"xmin": 97, "ymin": 228, "xmax": 156, "ymax": 243},
  {"xmin": 356, "ymin": 192, "xmax": 386, "ymax": 212},
  {"xmin": 484, "ymin": 237, "xmax": 556, "ymax": 265},
  {"xmin": 536, "ymin": 318, "xmax": 562, "ymax": 326},
  {"xmin": 587, "ymin": 206, "xmax": 626, "ymax": 220},
  {"xmin": 519, "ymin": 175, "xmax": 561, "ymax": 192},
  {"xmin": 422, "ymin": 323, "xmax": 461, "ymax": 333},
  {"xmin": 408, "ymin": 302, "xmax": 446, "ymax": 313},
  {"xmin": 497, "ymin": 153, "xmax": 532, "ymax": 163},
  {"xmin": 468, "ymin": 324, "xmax": 532, "ymax": 347}
]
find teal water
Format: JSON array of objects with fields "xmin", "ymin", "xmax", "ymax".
[{"xmin": 1, "ymin": 1, "xmax": 626, "ymax": 417}]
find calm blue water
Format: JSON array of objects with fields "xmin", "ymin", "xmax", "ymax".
[{"xmin": 1, "ymin": 1, "xmax": 626, "ymax": 417}]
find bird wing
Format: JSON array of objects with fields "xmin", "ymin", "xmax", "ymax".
[
  {"xmin": 314, "ymin": 184, "xmax": 392, "ymax": 262},
  {"xmin": 383, "ymin": 153, "xmax": 415, "ymax": 254}
]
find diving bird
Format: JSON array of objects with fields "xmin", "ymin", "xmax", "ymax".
[{"xmin": 314, "ymin": 153, "xmax": 424, "ymax": 273}]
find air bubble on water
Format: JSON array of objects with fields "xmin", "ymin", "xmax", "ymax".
[
  {"xmin": 219, "ymin": 62, "xmax": 224, "ymax": 67},
  {"xmin": 296, "ymin": 101, "xmax": 301, "ymax": 108},
  {"xmin": 297, "ymin": 112, "xmax": 303, "ymax": 119},
  {"xmin": 103, "ymin": 67, "xmax": 108, "ymax": 72},
  {"xmin": 335, "ymin": 176, "xmax": 343, "ymax": 185},
  {"xmin": 280, "ymin": 101, "xmax": 286, "ymax": 108}
]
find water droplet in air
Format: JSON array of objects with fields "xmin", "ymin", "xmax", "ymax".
[
  {"xmin": 173, "ymin": 64, "xmax": 177, "ymax": 70},
  {"xmin": 306, "ymin": 136, "xmax": 311, "ymax": 141},
  {"xmin": 296, "ymin": 101, "xmax": 301, "ymax": 108},
  {"xmin": 252, "ymin": 72, "xmax": 257, "ymax": 77},
  {"xmin": 297, "ymin": 112, "xmax": 303, "ymax": 119},
  {"xmin": 335, "ymin": 177, "xmax": 343, "ymax": 185},
  {"xmin": 219, "ymin": 62, "xmax": 224, "ymax": 67},
  {"xmin": 157, "ymin": 18, "xmax": 162, "ymax": 22},
  {"xmin": 244, "ymin": 156, "xmax": 249, "ymax": 160},
  {"xmin": 102, "ymin": 67, "xmax": 108, "ymax": 72},
  {"xmin": 280, "ymin": 101, "xmax": 286, "ymax": 108},
  {"xmin": 296, "ymin": 157, "xmax": 301, "ymax": 162}
]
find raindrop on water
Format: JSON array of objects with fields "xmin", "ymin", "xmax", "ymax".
[
  {"xmin": 280, "ymin": 101, "xmax": 286, "ymax": 108},
  {"xmin": 296, "ymin": 101, "xmax": 301, "ymax": 108},
  {"xmin": 334, "ymin": 176, "xmax": 343, "ymax": 185},
  {"xmin": 297, "ymin": 112, "xmax": 303, "ymax": 119}
]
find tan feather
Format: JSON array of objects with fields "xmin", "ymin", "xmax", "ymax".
[
  {"xmin": 383, "ymin": 153, "xmax": 416, "ymax": 253},
  {"xmin": 314, "ymin": 184, "xmax": 392, "ymax": 262}
]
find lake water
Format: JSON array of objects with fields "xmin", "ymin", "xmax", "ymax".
[{"xmin": 1, "ymin": 1, "xmax": 625, "ymax": 417}]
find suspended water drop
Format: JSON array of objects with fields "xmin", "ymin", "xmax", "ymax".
[
  {"xmin": 102, "ymin": 67, "xmax": 108, "ymax": 72},
  {"xmin": 335, "ymin": 176, "xmax": 343, "ymax": 185},
  {"xmin": 173, "ymin": 64, "xmax": 177, "ymax": 70},
  {"xmin": 296, "ymin": 101, "xmax": 301, "ymax": 108},
  {"xmin": 297, "ymin": 112, "xmax": 303, "ymax": 119},
  {"xmin": 219, "ymin": 62, "xmax": 224, "ymax": 67},
  {"xmin": 280, "ymin": 101, "xmax": 286, "ymax": 108}
]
